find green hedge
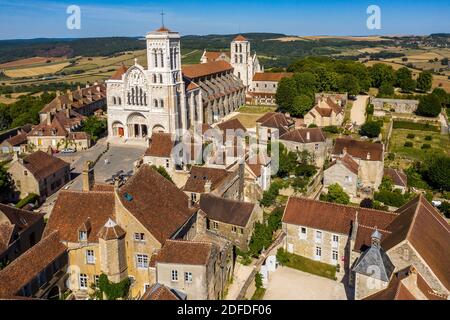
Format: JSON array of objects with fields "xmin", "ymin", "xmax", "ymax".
[
  {"xmin": 393, "ymin": 120, "xmax": 439, "ymax": 132},
  {"xmin": 16, "ymin": 193, "xmax": 39, "ymax": 209}
]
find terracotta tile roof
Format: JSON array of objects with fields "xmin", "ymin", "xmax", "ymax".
[
  {"xmin": 280, "ymin": 128, "xmax": 326, "ymax": 144},
  {"xmin": 203, "ymin": 51, "xmax": 231, "ymax": 62},
  {"xmin": 282, "ymin": 197, "xmax": 397, "ymax": 239},
  {"xmin": 353, "ymin": 224, "xmax": 391, "ymax": 253},
  {"xmin": 384, "ymin": 168, "xmax": 408, "ymax": 188},
  {"xmin": 145, "ymin": 133, "xmax": 174, "ymax": 158},
  {"xmin": 68, "ymin": 131, "xmax": 89, "ymax": 140},
  {"xmin": 141, "ymin": 283, "xmax": 180, "ymax": 300},
  {"xmin": 5, "ymin": 133, "xmax": 28, "ymax": 147},
  {"xmin": 200, "ymin": 194, "xmax": 255, "ymax": 227},
  {"xmin": 44, "ymin": 190, "xmax": 115, "ymax": 243},
  {"xmin": 332, "ymin": 138, "xmax": 384, "ymax": 162},
  {"xmin": 184, "ymin": 166, "xmax": 229, "ymax": 193},
  {"xmin": 246, "ymin": 155, "xmax": 270, "ymax": 177},
  {"xmin": 21, "ymin": 151, "xmax": 69, "ymax": 181},
  {"xmin": 152, "ymin": 240, "xmax": 215, "ymax": 266},
  {"xmin": 182, "ymin": 61, "xmax": 233, "ymax": 79},
  {"xmin": 118, "ymin": 165, "xmax": 194, "ymax": 244},
  {"xmin": 97, "ymin": 218, "xmax": 126, "ymax": 240},
  {"xmin": 382, "ymin": 195, "xmax": 450, "ymax": 291},
  {"xmin": 0, "ymin": 204, "xmax": 44, "ymax": 232},
  {"xmin": 252, "ymin": 72, "xmax": 294, "ymax": 82},
  {"xmin": 340, "ymin": 153, "xmax": 360, "ymax": 175},
  {"xmin": 256, "ymin": 112, "xmax": 293, "ymax": 135},
  {"xmin": 186, "ymin": 81, "xmax": 200, "ymax": 91},
  {"xmin": 0, "ymin": 231, "xmax": 67, "ymax": 298},
  {"xmin": 111, "ymin": 65, "xmax": 129, "ymax": 80},
  {"xmin": 233, "ymin": 35, "xmax": 248, "ymax": 41},
  {"xmin": 217, "ymin": 118, "xmax": 247, "ymax": 133},
  {"xmin": 92, "ymin": 183, "xmax": 115, "ymax": 192},
  {"xmin": 314, "ymin": 106, "xmax": 333, "ymax": 117},
  {"xmin": 364, "ymin": 267, "xmax": 416, "ymax": 300},
  {"xmin": 155, "ymin": 26, "xmax": 171, "ymax": 32},
  {"xmin": 0, "ymin": 223, "xmax": 14, "ymax": 252}
]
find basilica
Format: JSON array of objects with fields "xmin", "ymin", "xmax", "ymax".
[{"xmin": 106, "ymin": 26, "xmax": 261, "ymax": 145}]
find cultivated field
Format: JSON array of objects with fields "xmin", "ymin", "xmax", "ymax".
[
  {"xmin": 3, "ymin": 62, "xmax": 71, "ymax": 78},
  {"xmin": 0, "ymin": 57, "xmax": 65, "ymax": 68}
]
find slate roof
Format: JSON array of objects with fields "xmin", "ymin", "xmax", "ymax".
[{"xmin": 200, "ymin": 194, "xmax": 255, "ymax": 227}]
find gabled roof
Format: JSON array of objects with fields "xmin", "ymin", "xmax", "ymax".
[
  {"xmin": 233, "ymin": 35, "xmax": 248, "ymax": 42},
  {"xmin": 279, "ymin": 128, "xmax": 326, "ymax": 144},
  {"xmin": 151, "ymin": 240, "xmax": 216, "ymax": 266},
  {"xmin": 44, "ymin": 190, "xmax": 115, "ymax": 243},
  {"xmin": 182, "ymin": 61, "xmax": 233, "ymax": 79},
  {"xmin": 184, "ymin": 166, "xmax": 229, "ymax": 193},
  {"xmin": 141, "ymin": 283, "xmax": 180, "ymax": 300},
  {"xmin": 111, "ymin": 65, "xmax": 129, "ymax": 80},
  {"xmin": 252, "ymin": 72, "xmax": 294, "ymax": 82},
  {"xmin": 340, "ymin": 153, "xmax": 360, "ymax": 175},
  {"xmin": 145, "ymin": 133, "xmax": 174, "ymax": 158},
  {"xmin": 4, "ymin": 133, "xmax": 28, "ymax": 147},
  {"xmin": 0, "ymin": 231, "xmax": 67, "ymax": 298},
  {"xmin": 217, "ymin": 118, "xmax": 247, "ymax": 133},
  {"xmin": 364, "ymin": 267, "xmax": 417, "ymax": 300},
  {"xmin": 384, "ymin": 168, "xmax": 408, "ymax": 188},
  {"xmin": 118, "ymin": 165, "xmax": 195, "ymax": 244},
  {"xmin": 382, "ymin": 195, "xmax": 450, "ymax": 291},
  {"xmin": 256, "ymin": 112, "xmax": 293, "ymax": 134},
  {"xmin": 200, "ymin": 194, "xmax": 256, "ymax": 227},
  {"xmin": 203, "ymin": 51, "xmax": 231, "ymax": 62},
  {"xmin": 20, "ymin": 151, "xmax": 69, "ymax": 181},
  {"xmin": 332, "ymin": 138, "xmax": 384, "ymax": 162},
  {"xmin": 97, "ymin": 218, "xmax": 126, "ymax": 241}
]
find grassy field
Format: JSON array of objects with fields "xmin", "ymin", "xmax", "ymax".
[
  {"xmin": 0, "ymin": 57, "xmax": 65, "ymax": 68},
  {"xmin": 230, "ymin": 105, "xmax": 277, "ymax": 129},
  {"xmin": 388, "ymin": 128, "xmax": 450, "ymax": 162},
  {"xmin": 4, "ymin": 62, "xmax": 71, "ymax": 78},
  {"xmin": 278, "ymin": 249, "xmax": 337, "ymax": 280}
]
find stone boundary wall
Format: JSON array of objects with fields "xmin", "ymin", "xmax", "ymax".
[{"xmin": 370, "ymin": 98, "xmax": 419, "ymax": 114}]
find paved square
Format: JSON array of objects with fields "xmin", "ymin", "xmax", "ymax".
[{"xmin": 263, "ymin": 266, "xmax": 348, "ymax": 300}]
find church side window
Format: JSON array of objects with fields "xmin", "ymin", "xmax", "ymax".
[
  {"xmin": 160, "ymin": 50, "xmax": 164, "ymax": 68},
  {"xmin": 234, "ymin": 55, "xmax": 238, "ymax": 63},
  {"xmin": 113, "ymin": 97, "xmax": 116, "ymax": 105},
  {"xmin": 240, "ymin": 54, "xmax": 243, "ymax": 63},
  {"xmin": 160, "ymin": 99, "xmax": 164, "ymax": 109},
  {"xmin": 127, "ymin": 92, "xmax": 131, "ymax": 104},
  {"xmin": 153, "ymin": 74, "xmax": 157, "ymax": 83},
  {"xmin": 118, "ymin": 97, "xmax": 122, "ymax": 105},
  {"xmin": 154, "ymin": 99, "xmax": 158, "ymax": 108},
  {"xmin": 153, "ymin": 49, "xmax": 158, "ymax": 68},
  {"xmin": 159, "ymin": 74, "xmax": 163, "ymax": 83}
]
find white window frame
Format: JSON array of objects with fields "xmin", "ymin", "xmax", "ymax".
[
  {"xmin": 79, "ymin": 231, "xmax": 87, "ymax": 241},
  {"xmin": 315, "ymin": 230, "xmax": 322, "ymax": 244},
  {"xmin": 184, "ymin": 272, "xmax": 193, "ymax": 283},
  {"xmin": 332, "ymin": 234, "xmax": 339, "ymax": 248},
  {"xmin": 144, "ymin": 283, "xmax": 151, "ymax": 292},
  {"xmin": 79, "ymin": 274, "xmax": 88, "ymax": 289},
  {"xmin": 136, "ymin": 254, "xmax": 149, "ymax": 269},
  {"xmin": 134, "ymin": 233, "xmax": 145, "ymax": 242},
  {"xmin": 332, "ymin": 250, "xmax": 338, "ymax": 263},
  {"xmin": 94, "ymin": 275, "xmax": 100, "ymax": 286},
  {"xmin": 315, "ymin": 246, "xmax": 322, "ymax": 261},
  {"xmin": 171, "ymin": 270, "xmax": 178, "ymax": 282},
  {"xmin": 299, "ymin": 227, "xmax": 307, "ymax": 240},
  {"xmin": 86, "ymin": 249, "xmax": 95, "ymax": 264}
]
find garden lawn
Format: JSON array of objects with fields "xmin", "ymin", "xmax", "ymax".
[
  {"xmin": 231, "ymin": 113, "xmax": 267, "ymax": 129},
  {"xmin": 389, "ymin": 129, "xmax": 450, "ymax": 162},
  {"xmin": 280, "ymin": 251, "xmax": 337, "ymax": 280}
]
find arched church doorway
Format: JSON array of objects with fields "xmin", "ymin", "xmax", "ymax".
[
  {"xmin": 127, "ymin": 113, "xmax": 148, "ymax": 139},
  {"xmin": 112, "ymin": 121, "xmax": 125, "ymax": 137},
  {"xmin": 152, "ymin": 125, "xmax": 165, "ymax": 133}
]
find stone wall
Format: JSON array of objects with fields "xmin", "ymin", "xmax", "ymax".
[{"xmin": 371, "ymin": 98, "xmax": 419, "ymax": 114}]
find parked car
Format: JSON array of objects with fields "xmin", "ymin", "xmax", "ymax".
[{"xmin": 61, "ymin": 148, "xmax": 76, "ymax": 154}]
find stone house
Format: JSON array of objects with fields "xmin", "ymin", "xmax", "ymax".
[
  {"xmin": 0, "ymin": 231, "xmax": 69, "ymax": 300},
  {"xmin": 282, "ymin": 195, "xmax": 450, "ymax": 300},
  {"xmin": 199, "ymin": 194, "xmax": 263, "ymax": 251},
  {"xmin": 0, "ymin": 204, "xmax": 45, "ymax": 266},
  {"xmin": 332, "ymin": 138, "xmax": 384, "ymax": 193},
  {"xmin": 142, "ymin": 132, "xmax": 176, "ymax": 172},
  {"xmin": 8, "ymin": 151, "xmax": 70, "ymax": 201},
  {"xmin": 384, "ymin": 168, "xmax": 408, "ymax": 194},
  {"xmin": 183, "ymin": 165, "xmax": 243, "ymax": 204},
  {"xmin": 0, "ymin": 130, "xmax": 29, "ymax": 154},
  {"xmin": 323, "ymin": 153, "xmax": 359, "ymax": 198},
  {"xmin": 248, "ymin": 72, "xmax": 293, "ymax": 106},
  {"xmin": 279, "ymin": 127, "xmax": 328, "ymax": 168},
  {"xmin": 304, "ymin": 96, "xmax": 345, "ymax": 127},
  {"xmin": 244, "ymin": 154, "xmax": 271, "ymax": 202},
  {"xmin": 150, "ymin": 238, "xmax": 233, "ymax": 300},
  {"xmin": 256, "ymin": 112, "xmax": 295, "ymax": 144}
]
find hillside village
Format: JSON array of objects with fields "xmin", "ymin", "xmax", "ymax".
[{"xmin": 0, "ymin": 25, "xmax": 449, "ymax": 302}]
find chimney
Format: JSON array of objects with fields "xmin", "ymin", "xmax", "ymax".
[
  {"xmin": 204, "ymin": 180, "xmax": 212, "ymax": 193},
  {"xmin": 306, "ymin": 131, "xmax": 311, "ymax": 141},
  {"xmin": 46, "ymin": 112, "xmax": 52, "ymax": 126},
  {"xmin": 366, "ymin": 152, "xmax": 371, "ymax": 160},
  {"xmin": 56, "ymin": 90, "xmax": 61, "ymax": 97},
  {"xmin": 82, "ymin": 161, "xmax": 95, "ymax": 192},
  {"xmin": 77, "ymin": 85, "xmax": 81, "ymax": 92},
  {"xmin": 67, "ymin": 90, "xmax": 73, "ymax": 102},
  {"xmin": 342, "ymin": 147, "xmax": 347, "ymax": 155},
  {"xmin": 56, "ymin": 97, "xmax": 62, "ymax": 110},
  {"xmin": 65, "ymin": 107, "xmax": 71, "ymax": 119}
]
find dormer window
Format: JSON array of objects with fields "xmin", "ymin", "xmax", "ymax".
[{"xmin": 79, "ymin": 231, "xmax": 88, "ymax": 241}]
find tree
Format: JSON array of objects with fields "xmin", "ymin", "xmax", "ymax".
[
  {"xmin": 395, "ymin": 67, "xmax": 416, "ymax": 92},
  {"xmin": 151, "ymin": 165, "xmax": 173, "ymax": 183},
  {"xmin": 248, "ymin": 222, "xmax": 273, "ymax": 257},
  {"xmin": 81, "ymin": 116, "xmax": 107, "ymax": 141},
  {"xmin": 0, "ymin": 164, "xmax": 12, "ymax": 197},
  {"xmin": 360, "ymin": 198, "xmax": 373, "ymax": 208},
  {"xmin": 370, "ymin": 63, "xmax": 395, "ymax": 88},
  {"xmin": 378, "ymin": 82, "xmax": 395, "ymax": 97},
  {"xmin": 432, "ymin": 88, "xmax": 449, "ymax": 107},
  {"xmin": 320, "ymin": 183, "xmax": 350, "ymax": 205},
  {"xmin": 255, "ymin": 272, "xmax": 263, "ymax": 289},
  {"xmin": 293, "ymin": 72, "xmax": 318, "ymax": 96},
  {"xmin": 291, "ymin": 94, "xmax": 314, "ymax": 117},
  {"xmin": 359, "ymin": 121, "xmax": 382, "ymax": 138},
  {"xmin": 416, "ymin": 94, "xmax": 442, "ymax": 117},
  {"xmin": 317, "ymin": 68, "xmax": 338, "ymax": 92},
  {"xmin": 424, "ymin": 155, "xmax": 450, "ymax": 191},
  {"xmin": 416, "ymin": 71, "xmax": 433, "ymax": 92},
  {"xmin": 338, "ymin": 74, "xmax": 360, "ymax": 95},
  {"xmin": 275, "ymin": 77, "xmax": 297, "ymax": 110}
]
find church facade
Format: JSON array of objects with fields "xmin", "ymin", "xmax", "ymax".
[{"xmin": 106, "ymin": 28, "xmax": 252, "ymax": 145}]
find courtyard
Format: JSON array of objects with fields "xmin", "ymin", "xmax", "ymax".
[{"xmin": 263, "ymin": 266, "xmax": 349, "ymax": 300}]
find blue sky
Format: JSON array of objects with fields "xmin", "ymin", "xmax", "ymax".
[{"xmin": 0, "ymin": 0, "xmax": 449, "ymax": 40}]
